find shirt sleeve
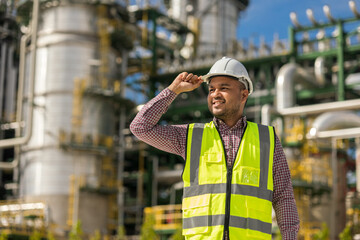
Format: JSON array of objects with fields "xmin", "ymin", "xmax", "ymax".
[
  {"xmin": 129, "ymin": 88, "xmax": 188, "ymax": 159},
  {"xmin": 272, "ymin": 134, "xmax": 300, "ymax": 239}
]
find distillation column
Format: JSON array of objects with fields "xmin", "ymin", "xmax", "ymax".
[
  {"xmin": 169, "ymin": 0, "xmax": 249, "ymax": 56},
  {"xmin": 19, "ymin": 2, "xmax": 116, "ymax": 234}
]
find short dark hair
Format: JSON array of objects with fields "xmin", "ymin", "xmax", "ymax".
[{"xmin": 208, "ymin": 75, "xmax": 246, "ymax": 90}]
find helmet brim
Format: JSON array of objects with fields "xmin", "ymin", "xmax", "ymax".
[{"xmin": 202, "ymin": 73, "xmax": 252, "ymax": 94}]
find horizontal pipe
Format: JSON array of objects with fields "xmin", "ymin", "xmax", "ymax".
[
  {"xmin": 277, "ymin": 98, "xmax": 360, "ymax": 116},
  {"xmin": 307, "ymin": 127, "xmax": 360, "ymax": 139}
]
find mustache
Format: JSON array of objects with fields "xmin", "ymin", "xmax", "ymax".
[{"xmin": 213, "ymin": 96, "xmax": 225, "ymax": 101}]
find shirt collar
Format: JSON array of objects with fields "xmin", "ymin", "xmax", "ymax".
[{"xmin": 213, "ymin": 116, "xmax": 247, "ymax": 130}]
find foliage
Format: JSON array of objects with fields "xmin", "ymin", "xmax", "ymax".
[
  {"xmin": 170, "ymin": 227, "xmax": 184, "ymax": 240},
  {"xmin": 273, "ymin": 227, "xmax": 282, "ymax": 240},
  {"xmin": 116, "ymin": 225, "xmax": 127, "ymax": 240},
  {"xmin": 314, "ymin": 222, "xmax": 330, "ymax": 240},
  {"xmin": 69, "ymin": 221, "xmax": 83, "ymax": 240},
  {"xmin": 30, "ymin": 230, "xmax": 42, "ymax": 240},
  {"xmin": 90, "ymin": 230, "xmax": 101, "ymax": 240},
  {"xmin": 47, "ymin": 231, "xmax": 56, "ymax": 240},
  {"xmin": 140, "ymin": 213, "xmax": 159, "ymax": 240},
  {"xmin": 339, "ymin": 224, "xmax": 352, "ymax": 240},
  {"xmin": 0, "ymin": 232, "xmax": 8, "ymax": 240}
]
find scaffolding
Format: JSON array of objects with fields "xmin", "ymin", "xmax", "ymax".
[
  {"xmin": 2, "ymin": 0, "xmax": 360, "ymax": 239},
  {"xmin": 0, "ymin": 200, "xmax": 48, "ymax": 235}
]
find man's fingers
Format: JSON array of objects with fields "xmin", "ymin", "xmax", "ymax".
[
  {"xmin": 177, "ymin": 72, "xmax": 188, "ymax": 81},
  {"xmin": 184, "ymin": 73, "xmax": 193, "ymax": 82}
]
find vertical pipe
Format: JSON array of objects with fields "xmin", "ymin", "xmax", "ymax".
[
  {"xmin": 0, "ymin": 0, "xmax": 38, "ymax": 148},
  {"xmin": 72, "ymin": 175, "xmax": 80, "ymax": 228},
  {"xmin": 220, "ymin": 0, "xmax": 225, "ymax": 55},
  {"xmin": 117, "ymin": 106, "xmax": 125, "ymax": 227},
  {"xmin": 117, "ymin": 50, "xmax": 128, "ymax": 228},
  {"xmin": 136, "ymin": 143, "xmax": 145, "ymax": 232},
  {"xmin": 151, "ymin": 156, "xmax": 158, "ymax": 206},
  {"xmin": 5, "ymin": 45, "xmax": 16, "ymax": 122},
  {"xmin": 0, "ymin": 27, "xmax": 7, "ymax": 174},
  {"xmin": 330, "ymin": 138, "xmax": 338, "ymax": 240},
  {"xmin": 150, "ymin": 10, "xmax": 157, "ymax": 97},
  {"xmin": 356, "ymin": 138, "xmax": 360, "ymax": 193},
  {"xmin": 0, "ymin": 39, "xmax": 7, "ymax": 120},
  {"xmin": 288, "ymin": 26, "xmax": 296, "ymax": 60},
  {"xmin": 337, "ymin": 21, "xmax": 345, "ymax": 101}
]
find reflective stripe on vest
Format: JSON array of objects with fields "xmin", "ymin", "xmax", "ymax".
[{"xmin": 182, "ymin": 121, "xmax": 275, "ymax": 239}]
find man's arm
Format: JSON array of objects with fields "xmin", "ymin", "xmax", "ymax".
[
  {"xmin": 272, "ymin": 134, "xmax": 300, "ymax": 239},
  {"xmin": 130, "ymin": 72, "xmax": 203, "ymax": 158}
]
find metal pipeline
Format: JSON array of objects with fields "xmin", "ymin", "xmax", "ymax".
[
  {"xmin": 277, "ymin": 98, "xmax": 360, "ymax": 116},
  {"xmin": 349, "ymin": 0, "xmax": 360, "ymax": 18},
  {"xmin": 323, "ymin": 5, "xmax": 336, "ymax": 23},
  {"xmin": 261, "ymin": 104, "xmax": 274, "ymax": 126},
  {"xmin": 275, "ymin": 61, "xmax": 360, "ymax": 116},
  {"xmin": 306, "ymin": 9, "xmax": 318, "ymax": 26},
  {"xmin": 307, "ymin": 111, "xmax": 360, "ymax": 139},
  {"xmin": 275, "ymin": 62, "xmax": 317, "ymax": 110},
  {"xmin": 306, "ymin": 110, "xmax": 360, "ymax": 240},
  {"xmin": 314, "ymin": 56, "xmax": 326, "ymax": 87},
  {"xmin": 290, "ymin": 12, "xmax": 302, "ymax": 28},
  {"xmin": 0, "ymin": 0, "xmax": 39, "ymax": 168}
]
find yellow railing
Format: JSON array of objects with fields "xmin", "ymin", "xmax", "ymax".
[
  {"xmin": 144, "ymin": 204, "xmax": 182, "ymax": 231},
  {"xmin": 0, "ymin": 200, "xmax": 47, "ymax": 234}
]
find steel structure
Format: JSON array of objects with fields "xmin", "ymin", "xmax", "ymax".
[
  {"xmin": 133, "ymin": 1, "xmax": 360, "ymax": 239},
  {"xmin": 1, "ymin": 0, "xmax": 360, "ymax": 239}
]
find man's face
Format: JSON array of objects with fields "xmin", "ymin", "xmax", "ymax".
[{"xmin": 207, "ymin": 76, "xmax": 248, "ymax": 124}]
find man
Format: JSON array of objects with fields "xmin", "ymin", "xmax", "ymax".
[{"xmin": 130, "ymin": 57, "xmax": 299, "ymax": 239}]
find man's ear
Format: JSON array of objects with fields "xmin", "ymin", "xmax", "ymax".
[{"xmin": 241, "ymin": 89, "xmax": 249, "ymax": 104}]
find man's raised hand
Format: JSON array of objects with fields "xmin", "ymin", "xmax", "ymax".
[{"xmin": 168, "ymin": 72, "xmax": 203, "ymax": 94}]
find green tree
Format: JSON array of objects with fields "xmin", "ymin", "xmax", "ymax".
[
  {"xmin": 47, "ymin": 231, "xmax": 56, "ymax": 240},
  {"xmin": 140, "ymin": 213, "xmax": 159, "ymax": 240},
  {"xmin": 314, "ymin": 223, "xmax": 329, "ymax": 240},
  {"xmin": 339, "ymin": 225, "xmax": 352, "ymax": 240},
  {"xmin": 170, "ymin": 227, "xmax": 184, "ymax": 240},
  {"xmin": 273, "ymin": 227, "xmax": 282, "ymax": 240},
  {"xmin": 69, "ymin": 221, "xmax": 83, "ymax": 240},
  {"xmin": 116, "ymin": 225, "xmax": 126, "ymax": 240},
  {"xmin": 90, "ymin": 230, "xmax": 101, "ymax": 240},
  {"xmin": 30, "ymin": 230, "xmax": 42, "ymax": 240},
  {"xmin": 0, "ymin": 232, "xmax": 8, "ymax": 240}
]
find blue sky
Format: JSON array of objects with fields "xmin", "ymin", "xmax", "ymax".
[
  {"xmin": 237, "ymin": 0, "xmax": 360, "ymax": 43},
  {"xmin": 126, "ymin": 0, "xmax": 360, "ymax": 104}
]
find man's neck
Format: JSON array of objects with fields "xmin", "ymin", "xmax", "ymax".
[{"xmin": 214, "ymin": 116, "xmax": 246, "ymax": 129}]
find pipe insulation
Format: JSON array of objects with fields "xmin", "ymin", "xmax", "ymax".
[
  {"xmin": 308, "ymin": 111, "xmax": 360, "ymax": 139},
  {"xmin": 275, "ymin": 62, "xmax": 317, "ymax": 110}
]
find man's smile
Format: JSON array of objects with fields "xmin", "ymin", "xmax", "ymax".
[{"xmin": 212, "ymin": 98, "xmax": 225, "ymax": 107}]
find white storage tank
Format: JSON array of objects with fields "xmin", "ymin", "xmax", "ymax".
[{"xmin": 20, "ymin": 2, "xmax": 116, "ymax": 234}]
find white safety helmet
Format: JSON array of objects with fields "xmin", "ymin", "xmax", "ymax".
[{"xmin": 202, "ymin": 57, "xmax": 253, "ymax": 95}]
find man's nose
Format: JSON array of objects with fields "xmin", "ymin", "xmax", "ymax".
[{"xmin": 212, "ymin": 89, "xmax": 222, "ymax": 97}]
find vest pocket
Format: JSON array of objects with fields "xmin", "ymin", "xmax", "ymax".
[
  {"xmin": 182, "ymin": 194, "xmax": 211, "ymax": 235},
  {"xmin": 237, "ymin": 166, "xmax": 260, "ymax": 186},
  {"xmin": 202, "ymin": 153, "xmax": 224, "ymax": 183}
]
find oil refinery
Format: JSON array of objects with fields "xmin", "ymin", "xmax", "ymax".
[{"xmin": 1, "ymin": 0, "xmax": 360, "ymax": 239}]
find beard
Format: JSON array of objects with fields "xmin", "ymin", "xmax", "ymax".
[{"xmin": 208, "ymin": 104, "xmax": 242, "ymax": 121}]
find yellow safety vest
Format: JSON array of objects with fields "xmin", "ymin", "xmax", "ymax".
[{"xmin": 182, "ymin": 121, "xmax": 275, "ymax": 240}]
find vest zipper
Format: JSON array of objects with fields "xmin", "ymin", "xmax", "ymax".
[
  {"xmin": 214, "ymin": 121, "xmax": 247, "ymax": 240},
  {"xmin": 224, "ymin": 164, "xmax": 233, "ymax": 239}
]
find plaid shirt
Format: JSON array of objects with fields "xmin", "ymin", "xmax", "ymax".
[{"xmin": 130, "ymin": 88, "xmax": 299, "ymax": 239}]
